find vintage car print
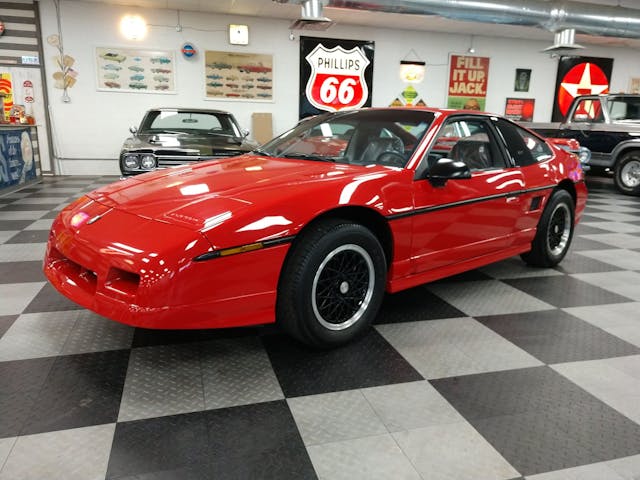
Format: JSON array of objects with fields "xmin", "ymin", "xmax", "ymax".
[
  {"xmin": 238, "ymin": 63, "xmax": 272, "ymax": 73},
  {"xmin": 128, "ymin": 65, "xmax": 144, "ymax": 72},
  {"xmin": 151, "ymin": 68, "xmax": 171, "ymax": 74},
  {"xmin": 45, "ymin": 108, "xmax": 586, "ymax": 348},
  {"xmin": 102, "ymin": 64, "xmax": 121, "ymax": 71},
  {"xmin": 103, "ymin": 73, "xmax": 119, "ymax": 80},
  {"xmin": 117, "ymin": 107, "xmax": 257, "ymax": 176},
  {"xmin": 150, "ymin": 56, "xmax": 171, "ymax": 64},
  {"xmin": 129, "ymin": 82, "xmax": 147, "ymax": 90},
  {"xmin": 153, "ymin": 75, "xmax": 169, "ymax": 82},
  {"xmin": 256, "ymin": 76, "xmax": 271, "ymax": 83},
  {"xmin": 207, "ymin": 61, "xmax": 232, "ymax": 69},
  {"xmin": 103, "ymin": 81, "xmax": 121, "ymax": 88},
  {"xmin": 130, "ymin": 74, "xmax": 145, "ymax": 81},
  {"xmin": 206, "ymin": 74, "xmax": 223, "ymax": 80},
  {"xmin": 154, "ymin": 85, "xmax": 170, "ymax": 91},
  {"xmin": 207, "ymin": 81, "xmax": 223, "ymax": 88},
  {"xmin": 99, "ymin": 52, "xmax": 126, "ymax": 63}
]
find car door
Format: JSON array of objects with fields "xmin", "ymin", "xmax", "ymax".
[
  {"xmin": 410, "ymin": 116, "xmax": 525, "ymax": 275},
  {"xmin": 491, "ymin": 118, "xmax": 558, "ymax": 240}
]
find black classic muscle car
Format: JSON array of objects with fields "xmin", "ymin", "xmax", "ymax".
[{"xmin": 120, "ymin": 108, "xmax": 258, "ymax": 176}]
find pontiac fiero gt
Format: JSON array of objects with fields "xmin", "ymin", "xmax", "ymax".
[{"xmin": 45, "ymin": 108, "xmax": 587, "ymax": 347}]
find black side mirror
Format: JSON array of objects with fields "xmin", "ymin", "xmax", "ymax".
[
  {"xmin": 428, "ymin": 158, "xmax": 472, "ymax": 187},
  {"xmin": 129, "ymin": 126, "xmax": 138, "ymax": 135}
]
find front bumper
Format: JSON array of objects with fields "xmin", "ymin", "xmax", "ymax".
[{"xmin": 44, "ymin": 206, "xmax": 289, "ymax": 329}]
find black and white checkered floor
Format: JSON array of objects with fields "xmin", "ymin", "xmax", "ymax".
[{"xmin": 1, "ymin": 174, "xmax": 639, "ymax": 480}]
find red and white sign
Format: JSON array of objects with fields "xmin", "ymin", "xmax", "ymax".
[
  {"xmin": 305, "ymin": 44, "xmax": 370, "ymax": 112},
  {"xmin": 557, "ymin": 62, "xmax": 609, "ymax": 117},
  {"xmin": 23, "ymin": 80, "xmax": 34, "ymax": 103}
]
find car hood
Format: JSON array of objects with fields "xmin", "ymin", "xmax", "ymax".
[
  {"xmin": 88, "ymin": 155, "xmax": 391, "ymax": 232},
  {"xmin": 122, "ymin": 133, "xmax": 256, "ymax": 155}
]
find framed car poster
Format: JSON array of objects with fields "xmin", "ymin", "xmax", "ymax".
[
  {"xmin": 96, "ymin": 47, "xmax": 176, "ymax": 94},
  {"xmin": 204, "ymin": 51, "xmax": 273, "ymax": 102}
]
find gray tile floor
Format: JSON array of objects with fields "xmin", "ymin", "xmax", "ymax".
[{"xmin": 0, "ymin": 174, "xmax": 639, "ymax": 479}]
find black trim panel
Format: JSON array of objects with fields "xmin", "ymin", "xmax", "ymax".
[
  {"xmin": 193, "ymin": 235, "xmax": 296, "ymax": 262},
  {"xmin": 387, "ymin": 184, "xmax": 557, "ymax": 221}
]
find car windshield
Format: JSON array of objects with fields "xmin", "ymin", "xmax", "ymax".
[
  {"xmin": 258, "ymin": 109, "xmax": 434, "ymax": 167},
  {"xmin": 607, "ymin": 97, "xmax": 640, "ymax": 121},
  {"xmin": 140, "ymin": 111, "xmax": 242, "ymax": 137}
]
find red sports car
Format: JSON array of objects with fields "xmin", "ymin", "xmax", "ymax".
[{"xmin": 44, "ymin": 108, "xmax": 587, "ymax": 347}]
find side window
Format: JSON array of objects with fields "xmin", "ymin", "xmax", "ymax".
[
  {"xmin": 494, "ymin": 118, "xmax": 552, "ymax": 166},
  {"xmin": 571, "ymin": 99, "xmax": 604, "ymax": 123},
  {"xmin": 427, "ymin": 119, "xmax": 504, "ymax": 171}
]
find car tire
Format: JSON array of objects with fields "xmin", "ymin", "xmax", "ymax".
[
  {"xmin": 277, "ymin": 219, "xmax": 387, "ymax": 348},
  {"xmin": 521, "ymin": 189, "xmax": 575, "ymax": 268},
  {"xmin": 614, "ymin": 151, "xmax": 640, "ymax": 196}
]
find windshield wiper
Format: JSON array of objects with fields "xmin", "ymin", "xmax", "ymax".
[
  {"xmin": 281, "ymin": 153, "xmax": 336, "ymax": 162},
  {"xmin": 253, "ymin": 148, "xmax": 273, "ymax": 157},
  {"xmin": 148, "ymin": 130, "xmax": 186, "ymax": 135}
]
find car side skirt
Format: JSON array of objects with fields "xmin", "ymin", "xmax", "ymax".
[{"xmin": 387, "ymin": 241, "xmax": 532, "ymax": 293}]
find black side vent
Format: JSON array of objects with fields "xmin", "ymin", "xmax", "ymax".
[{"xmin": 530, "ymin": 196, "xmax": 542, "ymax": 211}]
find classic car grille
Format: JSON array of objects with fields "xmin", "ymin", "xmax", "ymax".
[{"xmin": 156, "ymin": 152, "xmax": 243, "ymax": 168}]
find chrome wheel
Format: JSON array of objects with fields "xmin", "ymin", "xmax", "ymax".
[
  {"xmin": 546, "ymin": 203, "xmax": 571, "ymax": 256},
  {"xmin": 620, "ymin": 159, "xmax": 640, "ymax": 188},
  {"xmin": 311, "ymin": 244, "xmax": 375, "ymax": 331}
]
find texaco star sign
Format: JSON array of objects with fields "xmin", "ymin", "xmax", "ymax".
[{"xmin": 557, "ymin": 62, "xmax": 610, "ymax": 116}]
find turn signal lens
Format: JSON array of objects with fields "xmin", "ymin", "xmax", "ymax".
[{"xmin": 219, "ymin": 242, "xmax": 263, "ymax": 257}]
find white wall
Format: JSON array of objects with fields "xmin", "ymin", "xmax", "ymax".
[{"xmin": 38, "ymin": 0, "xmax": 640, "ymax": 175}]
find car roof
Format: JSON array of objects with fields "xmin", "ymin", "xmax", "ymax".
[{"xmin": 146, "ymin": 108, "xmax": 234, "ymax": 115}]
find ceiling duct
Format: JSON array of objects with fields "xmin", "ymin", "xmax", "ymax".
[
  {"xmin": 275, "ymin": 0, "xmax": 640, "ymax": 40},
  {"xmin": 289, "ymin": 0, "xmax": 335, "ymax": 30},
  {"xmin": 542, "ymin": 28, "xmax": 584, "ymax": 53}
]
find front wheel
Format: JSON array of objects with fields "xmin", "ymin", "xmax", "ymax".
[
  {"xmin": 614, "ymin": 152, "xmax": 640, "ymax": 196},
  {"xmin": 521, "ymin": 189, "xmax": 575, "ymax": 267},
  {"xmin": 277, "ymin": 220, "xmax": 387, "ymax": 348}
]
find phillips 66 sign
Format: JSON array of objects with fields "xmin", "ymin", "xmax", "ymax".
[
  {"xmin": 300, "ymin": 37, "xmax": 375, "ymax": 118},
  {"xmin": 305, "ymin": 44, "xmax": 370, "ymax": 112}
]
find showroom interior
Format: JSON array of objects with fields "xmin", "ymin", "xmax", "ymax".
[{"xmin": 1, "ymin": 0, "xmax": 640, "ymax": 479}]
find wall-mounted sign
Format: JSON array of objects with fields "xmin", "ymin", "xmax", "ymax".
[
  {"xmin": 551, "ymin": 56, "xmax": 613, "ymax": 121},
  {"xmin": 389, "ymin": 86, "xmax": 427, "ymax": 107},
  {"xmin": 23, "ymin": 80, "xmax": 34, "ymax": 103},
  {"xmin": 181, "ymin": 43, "xmax": 196, "ymax": 58},
  {"xmin": 505, "ymin": 98, "xmax": 535, "ymax": 121},
  {"xmin": 299, "ymin": 36, "xmax": 374, "ymax": 119},
  {"xmin": 447, "ymin": 54, "xmax": 490, "ymax": 111}
]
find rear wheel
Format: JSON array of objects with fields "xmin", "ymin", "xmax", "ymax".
[
  {"xmin": 521, "ymin": 189, "xmax": 575, "ymax": 267},
  {"xmin": 614, "ymin": 151, "xmax": 640, "ymax": 196},
  {"xmin": 277, "ymin": 219, "xmax": 386, "ymax": 348}
]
